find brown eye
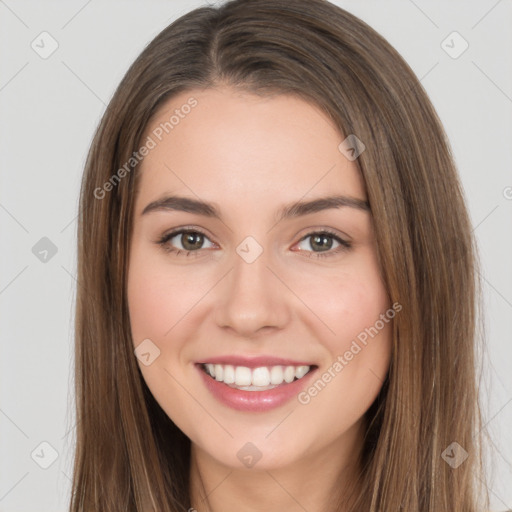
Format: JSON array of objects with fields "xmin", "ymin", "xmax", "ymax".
[
  {"xmin": 179, "ymin": 231, "xmax": 205, "ymax": 250},
  {"xmin": 158, "ymin": 229, "xmax": 215, "ymax": 254},
  {"xmin": 309, "ymin": 233, "xmax": 334, "ymax": 252},
  {"xmin": 295, "ymin": 231, "xmax": 351, "ymax": 258}
]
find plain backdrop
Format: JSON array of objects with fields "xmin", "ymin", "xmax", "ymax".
[{"xmin": 1, "ymin": 0, "xmax": 511, "ymax": 510}]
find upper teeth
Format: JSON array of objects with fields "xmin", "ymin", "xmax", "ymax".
[{"xmin": 204, "ymin": 364, "xmax": 311, "ymax": 387}]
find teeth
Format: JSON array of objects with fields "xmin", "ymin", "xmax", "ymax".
[
  {"xmin": 283, "ymin": 366, "xmax": 295, "ymax": 383},
  {"xmin": 270, "ymin": 366, "xmax": 284, "ymax": 385},
  {"xmin": 235, "ymin": 366, "xmax": 252, "ymax": 386},
  {"xmin": 214, "ymin": 364, "xmax": 223, "ymax": 381},
  {"xmin": 252, "ymin": 367, "xmax": 270, "ymax": 386},
  {"xmin": 295, "ymin": 365, "xmax": 309, "ymax": 379},
  {"xmin": 203, "ymin": 363, "xmax": 312, "ymax": 388},
  {"xmin": 223, "ymin": 365, "xmax": 235, "ymax": 384}
]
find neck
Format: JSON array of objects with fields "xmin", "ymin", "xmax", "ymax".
[{"xmin": 189, "ymin": 421, "xmax": 364, "ymax": 512}]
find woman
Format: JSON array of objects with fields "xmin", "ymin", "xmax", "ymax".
[{"xmin": 71, "ymin": 0, "xmax": 489, "ymax": 510}]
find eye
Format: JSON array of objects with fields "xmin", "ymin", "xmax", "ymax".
[
  {"xmin": 294, "ymin": 230, "xmax": 351, "ymax": 258},
  {"xmin": 157, "ymin": 228, "xmax": 215, "ymax": 256},
  {"xmin": 156, "ymin": 227, "xmax": 351, "ymax": 259}
]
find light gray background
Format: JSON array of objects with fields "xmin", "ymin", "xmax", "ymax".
[{"xmin": 1, "ymin": 0, "xmax": 511, "ymax": 510}]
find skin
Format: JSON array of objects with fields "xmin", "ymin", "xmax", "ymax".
[{"xmin": 127, "ymin": 87, "xmax": 392, "ymax": 512}]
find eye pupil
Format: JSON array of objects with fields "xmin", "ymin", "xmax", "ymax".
[
  {"xmin": 182, "ymin": 232, "xmax": 204, "ymax": 250},
  {"xmin": 311, "ymin": 234, "xmax": 333, "ymax": 252}
]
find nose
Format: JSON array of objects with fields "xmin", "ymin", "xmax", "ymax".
[{"xmin": 213, "ymin": 243, "xmax": 291, "ymax": 338}]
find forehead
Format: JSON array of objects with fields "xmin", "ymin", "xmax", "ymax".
[{"xmin": 136, "ymin": 86, "xmax": 366, "ymax": 211}]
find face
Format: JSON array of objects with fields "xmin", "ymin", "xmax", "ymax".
[{"xmin": 127, "ymin": 86, "xmax": 392, "ymax": 472}]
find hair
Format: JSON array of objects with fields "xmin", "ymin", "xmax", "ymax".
[{"xmin": 70, "ymin": 0, "xmax": 488, "ymax": 510}]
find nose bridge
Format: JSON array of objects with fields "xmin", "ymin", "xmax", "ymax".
[
  {"xmin": 214, "ymin": 236, "xmax": 289, "ymax": 335},
  {"xmin": 232, "ymin": 239, "xmax": 271, "ymax": 296}
]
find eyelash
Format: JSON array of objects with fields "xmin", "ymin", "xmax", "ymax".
[{"xmin": 156, "ymin": 227, "xmax": 352, "ymax": 259}]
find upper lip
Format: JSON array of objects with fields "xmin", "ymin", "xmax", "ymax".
[{"xmin": 197, "ymin": 355, "xmax": 315, "ymax": 368}]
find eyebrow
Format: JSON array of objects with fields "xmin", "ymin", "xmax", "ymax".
[{"xmin": 141, "ymin": 194, "xmax": 370, "ymax": 221}]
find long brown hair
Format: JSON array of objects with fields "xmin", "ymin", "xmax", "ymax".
[{"xmin": 70, "ymin": 0, "xmax": 488, "ymax": 510}]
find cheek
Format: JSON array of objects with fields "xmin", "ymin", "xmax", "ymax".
[
  {"xmin": 293, "ymin": 271, "xmax": 392, "ymax": 442},
  {"xmin": 127, "ymin": 246, "xmax": 208, "ymax": 345},
  {"xmin": 126, "ymin": 246, "xmax": 205, "ymax": 435},
  {"xmin": 128, "ymin": 271, "xmax": 174, "ymax": 343},
  {"xmin": 290, "ymin": 252, "xmax": 390, "ymax": 354},
  {"xmin": 335, "ymin": 281, "xmax": 389, "ymax": 355},
  {"xmin": 289, "ymin": 249, "xmax": 392, "ymax": 411}
]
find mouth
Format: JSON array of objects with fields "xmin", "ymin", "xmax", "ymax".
[{"xmin": 198, "ymin": 362, "xmax": 318, "ymax": 391}]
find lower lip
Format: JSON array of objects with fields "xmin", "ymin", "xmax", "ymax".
[{"xmin": 196, "ymin": 364, "xmax": 317, "ymax": 412}]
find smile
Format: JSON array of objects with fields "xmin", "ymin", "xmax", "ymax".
[
  {"xmin": 196, "ymin": 361, "xmax": 318, "ymax": 412},
  {"xmin": 201, "ymin": 363, "xmax": 313, "ymax": 390}
]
